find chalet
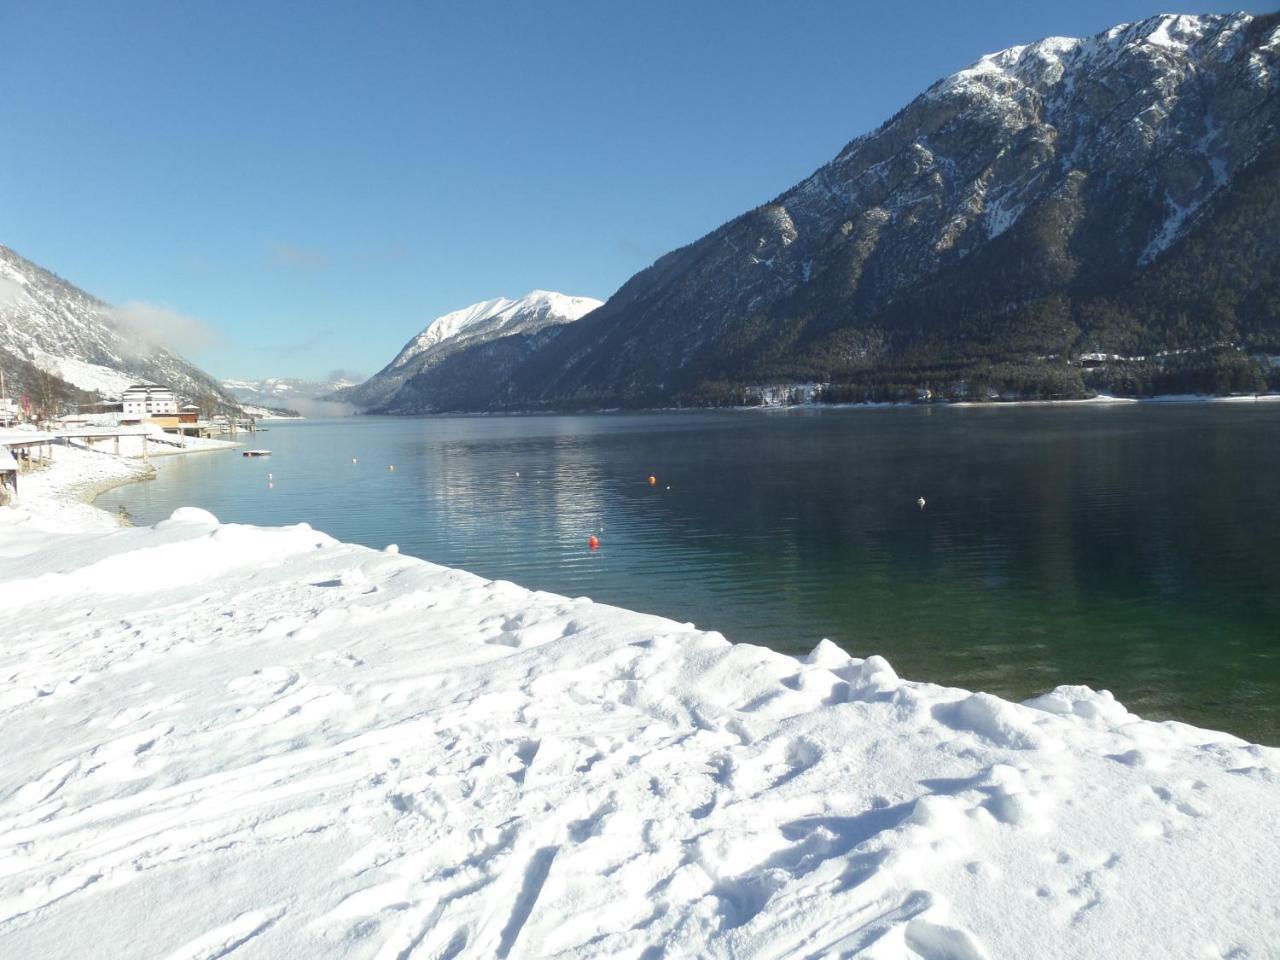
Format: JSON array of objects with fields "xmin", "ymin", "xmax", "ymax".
[
  {"xmin": 178, "ymin": 404, "xmax": 201, "ymax": 424},
  {"xmin": 121, "ymin": 384, "xmax": 178, "ymax": 420}
]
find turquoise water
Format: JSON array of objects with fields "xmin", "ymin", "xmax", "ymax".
[{"xmin": 97, "ymin": 405, "xmax": 1280, "ymax": 744}]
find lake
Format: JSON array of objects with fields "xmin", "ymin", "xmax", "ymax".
[{"xmin": 97, "ymin": 405, "xmax": 1280, "ymax": 744}]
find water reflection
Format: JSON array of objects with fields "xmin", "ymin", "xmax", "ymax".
[{"xmin": 99, "ymin": 406, "xmax": 1280, "ymax": 743}]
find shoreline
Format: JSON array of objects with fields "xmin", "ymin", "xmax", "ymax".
[
  {"xmin": 2, "ymin": 435, "xmax": 241, "ymax": 532},
  {"xmin": 76, "ymin": 464, "xmax": 158, "ymax": 522},
  {"xmin": 2, "ymin": 442, "xmax": 1279, "ymax": 956},
  {"xmin": 352, "ymin": 391, "xmax": 1280, "ymax": 418},
  {"xmin": 757, "ymin": 392, "xmax": 1280, "ymax": 412},
  {"xmin": 78, "ymin": 437, "xmax": 243, "ymax": 519}
]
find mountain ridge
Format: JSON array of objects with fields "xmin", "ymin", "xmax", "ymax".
[
  {"xmin": 0, "ymin": 243, "xmax": 239, "ymax": 412},
  {"xmin": 343, "ymin": 290, "xmax": 602, "ymax": 411},
  {"xmin": 450, "ymin": 11, "xmax": 1280, "ymax": 409}
]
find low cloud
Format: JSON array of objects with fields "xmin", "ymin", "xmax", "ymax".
[
  {"xmin": 108, "ymin": 300, "xmax": 222, "ymax": 355},
  {"xmin": 267, "ymin": 242, "xmax": 331, "ymax": 271},
  {"xmin": 289, "ymin": 397, "xmax": 358, "ymax": 418}
]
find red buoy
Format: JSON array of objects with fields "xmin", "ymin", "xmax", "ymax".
[{"xmin": 588, "ymin": 535, "xmax": 599, "ymax": 550}]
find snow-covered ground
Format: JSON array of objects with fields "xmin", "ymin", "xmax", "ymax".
[
  {"xmin": 64, "ymin": 430, "xmax": 241, "ymax": 459},
  {"xmin": 1, "ymin": 454, "xmax": 1278, "ymax": 958}
]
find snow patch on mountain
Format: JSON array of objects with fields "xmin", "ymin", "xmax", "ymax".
[
  {"xmin": 346, "ymin": 291, "xmax": 602, "ymax": 410},
  {"xmin": 0, "ymin": 243, "xmax": 236, "ymax": 406},
  {"xmin": 30, "ymin": 352, "xmax": 137, "ymax": 397},
  {"xmin": 390, "ymin": 291, "xmax": 602, "ymax": 372}
]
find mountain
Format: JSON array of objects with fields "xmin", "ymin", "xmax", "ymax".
[
  {"xmin": 467, "ymin": 12, "xmax": 1279, "ymax": 409},
  {"xmin": 0, "ymin": 243, "xmax": 239, "ymax": 411},
  {"xmin": 221, "ymin": 375, "xmax": 361, "ymax": 418},
  {"xmin": 344, "ymin": 290, "xmax": 602, "ymax": 411}
]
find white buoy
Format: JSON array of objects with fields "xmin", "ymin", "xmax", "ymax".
[
  {"xmin": 917, "ymin": 496, "xmax": 926, "ymax": 510},
  {"xmin": 352, "ymin": 457, "xmax": 358, "ymax": 464}
]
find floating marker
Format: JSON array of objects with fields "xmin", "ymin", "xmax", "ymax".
[
  {"xmin": 515, "ymin": 471, "xmax": 520, "ymax": 477},
  {"xmin": 388, "ymin": 465, "xmax": 395, "ymax": 471},
  {"xmin": 588, "ymin": 535, "xmax": 599, "ymax": 550},
  {"xmin": 917, "ymin": 496, "xmax": 927, "ymax": 510},
  {"xmin": 648, "ymin": 475, "xmax": 657, "ymax": 486},
  {"xmin": 352, "ymin": 457, "xmax": 358, "ymax": 464},
  {"xmin": 268, "ymin": 482, "xmax": 274, "ymax": 489},
  {"xmin": 267, "ymin": 472, "xmax": 273, "ymax": 480}
]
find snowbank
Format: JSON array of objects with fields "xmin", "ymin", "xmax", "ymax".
[
  {"xmin": 4, "ymin": 442, "xmax": 154, "ymax": 534},
  {"xmin": 0, "ymin": 462, "xmax": 1278, "ymax": 958}
]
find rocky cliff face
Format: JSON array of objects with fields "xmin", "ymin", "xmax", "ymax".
[
  {"xmin": 0, "ymin": 243, "xmax": 238, "ymax": 409},
  {"xmin": 486, "ymin": 12, "xmax": 1279, "ymax": 408}
]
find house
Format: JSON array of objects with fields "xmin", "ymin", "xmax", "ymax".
[
  {"xmin": 178, "ymin": 404, "xmax": 201, "ymax": 424},
  {"xmin": 121, "ymin": 384, "xmax": 179, "ymax": 420}
]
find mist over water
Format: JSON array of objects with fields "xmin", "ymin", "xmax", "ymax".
[{"xmin": 99, "ymin": 405, "xmax": 1280, "ymax": 744}]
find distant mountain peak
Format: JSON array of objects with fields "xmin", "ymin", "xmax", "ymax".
[
  {"xmin": 396, "ymin": 291, "xmax": 602, "ymax": 368},
  {"xmin": 344, "ymin": 290, "xmax": 603, "ymax": 409}
]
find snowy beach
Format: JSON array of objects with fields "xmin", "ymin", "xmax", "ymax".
[{"xmin": 2, "ymin": 449, "xmax": 1279, "ymax": 959}]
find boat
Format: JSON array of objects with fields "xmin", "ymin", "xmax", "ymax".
[{"xmin": 243, "ymin": 449, "xmax": 272, "ymax": 457}]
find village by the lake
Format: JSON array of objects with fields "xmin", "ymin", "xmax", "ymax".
[{"xmin": 3, "ymin": 6, "xmax": 1280, "ymax": 959}]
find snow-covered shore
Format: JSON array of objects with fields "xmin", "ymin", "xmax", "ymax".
[{"xmin": 1, "ymin": 453, "xmax": 1278, "ymax": 958}]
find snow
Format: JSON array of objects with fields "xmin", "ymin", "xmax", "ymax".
[
  {"xmin": 1139, "ymin": 192, "xmax": 1200, "ymax": 264},
  {"xmin": 938, "ymin": 12, "xmax": 1252, "ymax": 102},
  {"xmin": 390, "ymin": 291, "xmax": 604, "ymax": 371},
  {"xmin": 1, "ymin": 453, "xmax": 1279, "ymax": 957},
  {"xmin": 2, "ymin": 442, "xmax": 154, "ymax": 533},
  {"xmin": 0, "ymin": 243, "xmax": 236, "ymax": 409},
  {"xmin": 983, "ymin": 194, "xmax": 1025, "ymax": 240},
  {"xmin": 29, "ymin": 351, "xmax": 137, "ymax": 398}
]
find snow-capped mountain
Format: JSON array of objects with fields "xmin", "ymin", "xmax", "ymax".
[
  {"xmin": 478, "ymin": 12, "xmax": 1280, "ymax": 408},
  {"xmin": 0, "ymin": 243, "xmax": 238, "ymax": 409},
  {"xmin": 344, "ymin": 290, "xmax": 602, "ymax": 410},
  {"xmin": 221, "ymin": 375, "xmax": 361, "ymax": 418}
]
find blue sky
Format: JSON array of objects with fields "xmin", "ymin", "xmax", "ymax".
[{"xmin": 1, "ymin": 1, "xmax": 1272, "ymax": 380}]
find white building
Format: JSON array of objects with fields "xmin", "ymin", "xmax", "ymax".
[{"xmin": 122, "ymin": 384, "xmax": 178, "ymax": 418}]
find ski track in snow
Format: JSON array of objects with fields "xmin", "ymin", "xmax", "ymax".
[{"xmin": 1, "ymin": 457, "xmax": 1279, "ymax": 957}]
